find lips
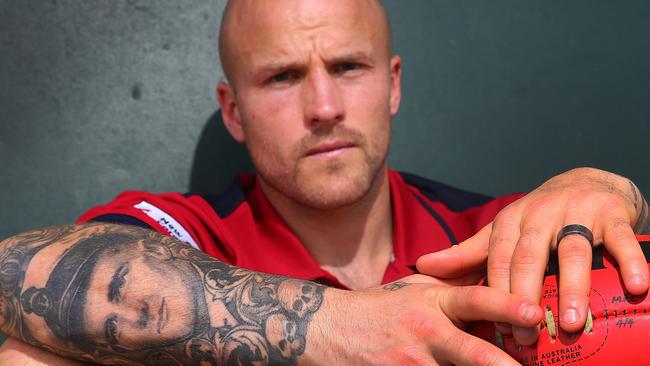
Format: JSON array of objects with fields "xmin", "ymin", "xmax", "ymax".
[
  {"xmin": 306, "ymin": 141, "xmax": 355, "ymax": 156},
  {"xmin": 157, "ymin": 297, "xmax": 169, "ymax": 334}
]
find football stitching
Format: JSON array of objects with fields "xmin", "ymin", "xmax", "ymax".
[
  {"xmin": 509, "ymin": 284, "xmax": 650, "ymax": 365},
  {"xmin": 498, "ymin": 284, "xmax": 610, "ymax": 366}
]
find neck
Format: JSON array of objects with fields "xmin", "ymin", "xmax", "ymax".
[{"xmin": 259, "ymin": 168, "xmax": 393, "ymax": 289}]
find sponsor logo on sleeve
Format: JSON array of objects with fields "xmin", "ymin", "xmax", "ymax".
[{"xmin": 134, "ymin": 201, "xmax": 201, "ymax": 251}]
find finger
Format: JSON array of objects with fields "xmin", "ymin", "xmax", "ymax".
[
  {"xmin": 486, "ymin": 211, "xmax": 521, "ymax": 294},
  {"xmin": 603, "ymin": 217, "xmax": 649, "ymax": 295},
  {"xmin": 416, "ymin": 223, "xmax": 492, "ymax": 278},
  {"xmin": 508, "ymin": 222, "xmax": 555, "ymax": 345},
  {"xmin": 392, "ymin": 271, "xmax": 487, "ymax": 289},
  {"xmin": 557, "ymin": 231, "xmax": 593, "ymax": 333},
  {"xmin": 484, "ymin": 210, "xmax": 527, "ymax": 341},
  {"xmin": 430, "ymin": 270, "xmax": 486, "ymax": 287},
  {"xmin": 437, "ymin": 285, "xmax": 543, "ymax": 327},
  {"xmin": 430, "ymin": 323, "xmax": 521, "ymax": 366}
]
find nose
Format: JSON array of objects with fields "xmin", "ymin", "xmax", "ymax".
[
  {"xmin": 302, "ymin": 68, "xmax": 345, "ymax": 127},
  {"xmin": 116, "ymin": 301, "xmax": 154, "ymax": 330}
]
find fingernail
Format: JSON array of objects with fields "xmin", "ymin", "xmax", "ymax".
[
  {"xmin": 521, "ymin": 304, "xmax": 538, "ymax": 322},
  {"xmin": 630, "ymin": 273, "xmax": 645, "ymax": 287},
  {"xmin": 563, "ymin": 308, "xmax": 578, "ymax": 325},
  {"xmin": 513, "ymin": 326, "xmax": 536, "ymax": 340}
]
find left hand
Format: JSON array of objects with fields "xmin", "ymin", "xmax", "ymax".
[{"xmin": 416, "ymin": 167, "xmax": 650, "ymax": 345}]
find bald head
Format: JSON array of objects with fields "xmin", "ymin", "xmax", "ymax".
[{"xmin": 218, "ymin": 0, "xmax": 392, "ymax": 87}]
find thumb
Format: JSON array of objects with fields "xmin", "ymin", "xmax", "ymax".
[
  {"xmin": 416, "ymin": 223, "xmax": 492, "ymax": 278},
  {"xmin": 391, "ymin": 272, "xmax": 485, "ymax": 287}
]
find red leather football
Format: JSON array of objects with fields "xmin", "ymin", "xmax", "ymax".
[{"xmin": 469, "ymin": 235, "xmax": 650, "ymax": 366}]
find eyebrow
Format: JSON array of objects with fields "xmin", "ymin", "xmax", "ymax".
[
  {"xmin": 255, "ymin": 51, "xmax": 374, "ymax": 79},
  {"xmin": 326, "ymin": 51, "xmax": 374, "ymax": 65},
  {"xmin": 255, "ymin": 60, "xmax": 304, "ymax": 79},
  {"xmin": 108, "ymin": 263, "xmax": 129, "ymax": 303}
]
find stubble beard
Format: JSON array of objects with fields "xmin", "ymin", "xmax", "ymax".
[{"xmin": 252, "ymin": 126, "xmax": 390, "ymax": 211}]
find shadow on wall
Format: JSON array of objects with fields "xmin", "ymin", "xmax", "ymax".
[{"xmin": 189, "ymin": 110, "xmax": 254, "ymax": 195}]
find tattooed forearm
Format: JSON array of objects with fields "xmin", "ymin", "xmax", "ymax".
[
  {"xmin": 630, "ymin": 180, "xmax": 650, "ymax": 234},
  {"xmin": 0, "ymin": 223, "xmax": 325, "ymax": 365}
]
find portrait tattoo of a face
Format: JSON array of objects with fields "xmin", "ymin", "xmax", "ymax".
[{"xmin": 0, "ymin": 224, "xmax": 324, "ymax": 365}]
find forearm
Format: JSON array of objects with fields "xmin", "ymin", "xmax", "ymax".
[{"xmin": 0, "ymin": 223, "xmax": 326, "ymax": 365}]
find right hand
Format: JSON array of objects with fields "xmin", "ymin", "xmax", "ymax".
[{"xmin": 304, "ymin": 274, "xmax": 543, "ymax": 366}]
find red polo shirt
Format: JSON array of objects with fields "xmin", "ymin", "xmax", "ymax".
[{"xmin": 77, "ymin": 170, "xmax": 523, "ymax": 289}]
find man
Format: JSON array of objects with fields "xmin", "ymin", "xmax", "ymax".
[{"xmin": 1, "ymin": 0, "xmax": 648, "ymax": 365}]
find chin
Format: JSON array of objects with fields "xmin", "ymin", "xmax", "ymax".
[
  {"xmin": 297, "ymin": 189, "xmax": 363, "ymax": 210},
  {"xmin": 292, "ymin": 169, "xmax": 378, "ymax": 210},
  {"xmin": 258, "ymin": 149, "xmax": 387, "ymax": 210}
]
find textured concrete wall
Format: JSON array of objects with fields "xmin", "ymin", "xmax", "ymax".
[
  {"xmin": 1, "ymin": 0, "xmax": 650, "ymax": 244},
  {"xmin": 385, "ymin": 0, "xmax": 650, "ymax": 195},
  {"xmin": 1, "ymin": 0, "xmax": 230, "ymax": 237}
]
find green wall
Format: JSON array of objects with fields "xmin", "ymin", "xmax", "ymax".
[
  {"xmin": 384, "ymin": 0, "xmax": 650, "ymax": 196},
  {"xmin": 2, "ymin": 0, "xmax": 649, "ymax": 240},
  {"xmin": 1, "ymin": 0, "xmax": 649, "ymax": 343}
]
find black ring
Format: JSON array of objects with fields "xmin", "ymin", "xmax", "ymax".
[{"xmin": 557, "ymin": 224, "xmax": 594, "ymax": 247}]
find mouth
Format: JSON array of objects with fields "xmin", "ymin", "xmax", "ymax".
[
  {"xmin": 306, "ymin": 141, "xmax": 356, "ymax": 158},
  {"xmin": 157, "ymin": 297, "xmax": 169, "ymax": 334}
]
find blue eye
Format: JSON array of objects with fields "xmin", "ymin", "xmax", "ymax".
[
  {"xmin": 271, "ymin": 72, "xmax": 291, "ymax": 83},
  {"xmin": 268, "ymin": 70, "xmax": 301, "ymax": 85},
  {"xmin": 335, "ymin": 63, "xmax": 363, "ymax": 74},
  {"xmin": 105, "ymin": 315, "xmax": 119, "ymax": 345}
]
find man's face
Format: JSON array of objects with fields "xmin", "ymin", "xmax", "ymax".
[
  {"xmin": 219, "ymin": 0, "xmax": 401, "ymax": 210},
  {"xmin": 83, "ymin": 240, "xmax": 202, "ymax": 350}
]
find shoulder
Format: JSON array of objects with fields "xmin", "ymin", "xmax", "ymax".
[
  {"xmin": 184, "ymin": 175, "xmax": 252, "ymax": 219},
  {"xmin": 395, "ymin": 171, "xmax": 494, "ymax": 212}
]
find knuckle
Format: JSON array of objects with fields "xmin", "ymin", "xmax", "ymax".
[
  {"xmin": 440, "ymin": 331, "xmax": 466, "ymax": 352},
  {"xmin": 487, "ymin": 255, "xmax": 513, "ymax": 278},
  {"xmin": 558, "ymin": 239, "xmax": 590, "ymax": 263},
  {"xmin": 444, "ymin": 335, "xmax": 499, "ymax": 366},
  {"xmin": 389, "ymin": 346, "xmax": 431, "ymax": 366},
  {"xmin": 608, "ymin": 217, "xmax": 634, "ymax": 239},
  {"xmin": 489, "ymin": 230, "xmax": 518, "ymax": 251},
  {"xmin": 603, "ymin": 193, "xmax": 624, "ymax": 206},
  {"xmin": 518, "ymin": 226, "xmax": 545, "ymax": 245},
  {"xmin": 526, "ymin": 198, "xmax": 556, "ymax": 214},
  {"xmin": 510, "ymin": 247, "xmax": 538, "ymax": 268},
  {"xmin": 465, "ymin": 287, "xmax": 489, "ymax": 308},
  {"xmin": 608, "ymin": 234, "xmax": 634, "ymax": 249},
  {"xmin": 410, "ymin": 314, "xmax": 442, "ymax": 340},
  {"xmin": 493, "ymin": 207, "xmax": 518, "ymax": 229},
  {"xmin": 611, "ymin": 216, "xmax": 632, "ymax": 230},
  {"xmin": 494, "ymin": 206, "xmax": 514, "ymax": 221},
  {"xmin": 468, "ymin": 344, "xmax": 502, "ymax": 366},
  {"xmin": 560, "ymin": 282, "xmax": 590, "ymax": 299},
  {"xmin": 560, "ymin": 278, "xmax": 591, "ymax": 298},
  {"xmin": 489, "ymin": 234, "xmax": 513, "ymax": 251},
  {"xmin": 423, "ymin": 286, "xmax": 441, "ymax": 304}
]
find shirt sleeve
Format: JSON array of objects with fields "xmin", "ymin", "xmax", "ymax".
[{"xmin": 77, "ymin": 191, "xmax": 234, "ymax": 263}]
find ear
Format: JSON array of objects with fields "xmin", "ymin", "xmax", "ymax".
[
  {"xmin": 389, "ymin": 55, "xmax": 402, "ymax": 117},
  {"xmin": 217, "ymin": 81, "xmax": 245, "ymax": 143}
]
